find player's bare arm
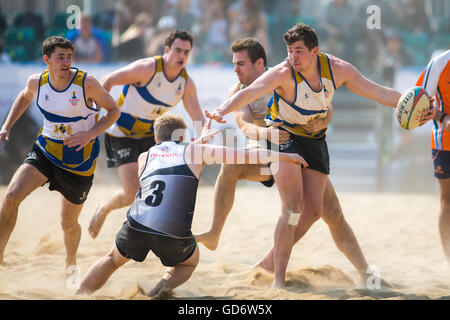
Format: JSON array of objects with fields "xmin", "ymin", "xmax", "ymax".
[
  {"xmin": 101, "ymin": 58, "xmax": 156, "ymax": 91},
  {"xmin": 330, "ymin": 55, "xmax": 435, "ymax": 125},
  {"xmin": 299, "ymin": 104, "xmax": 334, "ymax": 133},
  {"xmin": 206, "ymin": 63, "xmax": 291, "ymax": 123},
  {"xmin": 234, "ymin": 106, "xmax": 291, "ymax": 144},
  {"xmin": 64, "ymin": 75, "xmax": 120, "ymax": 151},
  {"xmin": 331, "ymin": 55, "xmax": 401, "ymax": 108},
  {"xmin": 182, "ymin": 76, "xmax": 205, "ymax": 136},
  {"xmin": 0, "ymin": 74, "xmax": 39, "ymax": 144}
]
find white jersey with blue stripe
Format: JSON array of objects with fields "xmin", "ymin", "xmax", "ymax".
[
  {"xmin": 107, "ymin": 56, "xmax": 188, "ymax": 138},
  {"xmin": 266, "ymin": 52, "xmax": 336, "ymax": 139},
  {"xmin": 35, "ymin": 68, "xmax": 100, "ymax": 176}
]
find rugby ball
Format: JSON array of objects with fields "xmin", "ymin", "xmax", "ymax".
[{"xmin": 396, "ymin": 86, "xmax": 430, "ymax": 130}]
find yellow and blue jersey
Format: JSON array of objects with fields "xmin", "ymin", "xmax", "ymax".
[
  {"xmin": 266, "ymin": 52, "xmax": 335, "ymax": 139},
  {"xmin": 36, "ymin": 68, "xmax": 100, "ymax": 176},
  {"xmin": 107, "ymin": 55, "xmax": 188, "ymax": 138}
]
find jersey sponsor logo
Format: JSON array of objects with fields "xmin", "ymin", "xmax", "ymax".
[
  {"xmin": 149, "ymin": 152, "xmax": 179, "ymax": 158},
  {"xmin": 69, "ymin": 91, "xmax": 80, "ymax": 106},
  {"xmin": 45, "ymin": 94, "xmax": 50, "ymax": 102}
]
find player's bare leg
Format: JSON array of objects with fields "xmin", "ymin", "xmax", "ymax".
[
  {"xmin": 195, "ymin": 164, "xmax": 270, "ymax": 250},
  {"xmin": 438, "ymin": 178, "xmax": 450, "ymax": 262},
  {"xmin": 89, "ymin": 162, "xmax": 139, "ymax": 238},
  {"xmin": 0, "ymin": 164, "xmax": 47, "ymax": 264},
  {"xmin": 148, "ymin": 245, "xmax": 199, "ymax": 298},
  {"xmin": 77, "ymin": 244, "xmax": 129, "ymax": 294},
  {"xmin": 60, "ymin": 197, "xmax": 84, "ymax": 270}
]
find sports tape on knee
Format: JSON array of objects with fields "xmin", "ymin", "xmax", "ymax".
[{"xmin": 288, "ymin": 211, "xmax": 300, "ymax": 226}]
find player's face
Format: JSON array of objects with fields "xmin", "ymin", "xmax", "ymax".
[
  {"xmin": 165, "ymin": 38, "xmax": 192, "ymax": 69},
  {"xmin": 287, "ymin": 40, "xmax": 317, "ymax": 72},
  {"xmin": 45, "ymin": 47, "xmax": 73, "ymax": 78},
  {"xmin": 232, "ymin": 50, "xmax": 259, "ymax": 85}
]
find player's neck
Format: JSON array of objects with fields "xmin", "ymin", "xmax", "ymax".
[
  {"xmin": 162, "ymin": 56, "xmax": 184, "ymax": 81},
  {"xmin": 48, "ymin": 69, "xmax": 75, "ymax": 91}
]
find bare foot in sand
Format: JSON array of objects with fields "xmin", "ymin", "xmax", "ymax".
[
  {"xmin": 194, "ymin": 231, "xmax": 220, "ymax": 251},
  {"xmin": 253, "ymin": 257, "xmax": 274, "ymax": 274},
  {"xmin": 88, "ymin": 206, "xmax": 107, "ymax": 239}
]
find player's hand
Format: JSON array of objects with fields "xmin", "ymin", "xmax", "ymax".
[
  {"xmin": 300, "ymin": 117, "xmax": 328, "ymax": 133},
  {"xmin": 64, "ymin": 131, "xmax": 95, "ymax": 151},
  {"xmin": 419, "ymin": 97, "xmax": 437, "ymax": 126},
  {"xmin": 0, "ymin": 128, "xmax": 10, "ymax": 143},
  {"xmin": 205, "ymin": 109, "xmax": 226, "ymax": 124},
  {"xmin": 279, "ymin": 153, "xmax": 308, "ymax": 167},
  {"xmin": 266, "ymin": 122, "xmax": 290, "ymax": 144},
  {"xmin": 194, "ymin": 118, "xmax": 220, "ymax": 144}
]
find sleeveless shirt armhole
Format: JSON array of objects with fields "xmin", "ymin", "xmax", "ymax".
[
  {"xmin": 135, "ymin": 56, "xmax": 159, "ymax": 89},
  {"xmin": 182, "ymin": 143, "xmax": 200, "ymax": 180},
  {"xmin": 138, "ymin": 151, "xmax": 151, "ymax": 179}
]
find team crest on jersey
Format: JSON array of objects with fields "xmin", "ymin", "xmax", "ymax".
[
  {"xmin": 175, "ymin": 83, "xmax": 183, "ymax": 95},
  {"xmin": 69, "ymin": 91, "xmax": 80, "ymax": 106},
  {"xmin": 323, "ymin": 86, "xmax": 329, "ymax": 98},
  {"xmin": 54, "ymin": 124, "xmax": 72, "ymax": 136}
]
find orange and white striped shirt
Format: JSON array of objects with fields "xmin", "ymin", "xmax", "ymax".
[{"xmin": 416, "ymin": 50, "xmax": 450, "ymax": 150}]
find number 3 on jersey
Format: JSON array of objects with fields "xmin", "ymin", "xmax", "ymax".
[{"xmin": 145, "ymin": 180, "xmax": 166, "ymax": 207}]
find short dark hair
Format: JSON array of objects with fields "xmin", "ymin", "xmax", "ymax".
[
  {"xmin": 283, "ymin": 23, "xmax": 318, "ymax": 51},
  {"xmin": 154, "ymin": 114, "xmax": 187, "ymax": 142},
  {"xmin": 165, "ymin": 29, "xmax": 194, "ymax": 48},
  {"xmin": 231, "ymin": 37, "xmax": 267, "ymax": 67},
  {"xmin": 42, "ymin": 36, "xmax": 74, "ymax": 57}
]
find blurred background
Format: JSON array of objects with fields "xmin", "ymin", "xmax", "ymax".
[{"xmin": 0, "ymin": 0, "xmax": 449, "ymax": 193}]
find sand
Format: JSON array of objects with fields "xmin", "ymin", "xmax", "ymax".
[{"xmin": 0, "ymin": 182, "xmax": 449, "ymax": 300}]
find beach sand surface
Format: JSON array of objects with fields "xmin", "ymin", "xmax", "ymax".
[{"xmin": 0, "ymin": 183, "xmax": 449, "ymax": 300}]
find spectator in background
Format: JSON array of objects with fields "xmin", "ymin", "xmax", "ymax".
[
  {"xmin": 377, "ymin": 29, "xmax": 414, "ymax": 86},
  {"xmin": 13, "ymin": 0, "xmax": 44, "ymax": 40},
  {"xmin": 112, "ymin": 0, "xmax": 159, "ymax": 61},
  {"xmin": 145, "ymin": 15, "xmax": 176, "ymax": 57},
  {"xmin": 320, "ymin": 0, "xmax": 356, "ymax": 62},
  {"xmin": 173, "ymin": 0, "xmax": 196, "ymax": 32},
  {"xmin": 228, "ymin": 0, "xmax": 271, "ymax": 57},
  {"xmin": 68, "ymin": 14, "xmax": 105, "ymax": 63},
  {"xmin": 196, "ymin": 0, "xmax": 230, "ymax": 63}
]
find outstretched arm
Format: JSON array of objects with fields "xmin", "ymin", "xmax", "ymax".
[
  {"xmin": 0, "ymin": 74, "xmax": 39, "ymax": 146},
  {"xmin": 206, "ymin": 66, "xmax": 288, "ymax": 123},
  {"xmin": 333, "ymin": 57, "xmax": 401, "ymax": 108},
  {"xmin": 332, "ymin": 55, "xmax": 435, "ymax": 125},
  {"xmin": 101, "ymin": 58, "xmax": 155, "ymax": 92}
]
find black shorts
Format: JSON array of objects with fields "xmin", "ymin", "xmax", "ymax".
[
  {"xmin": 105, "ymin": 134, "xmax": 156, "ymax": 168},
  {"xmin": 432, "ymin": 149, "xmax": 450, "ymax": 179},
  {"xmin": 270, "ymin": 132, "xmax": 330, "ymax": 175},
  {"xmin": 115, "ymin": 221, "xmax": 197, "ymax": 267},
  {"xmin": 23, "ymin": 144, "xmax": 94, "ymax": 205}
]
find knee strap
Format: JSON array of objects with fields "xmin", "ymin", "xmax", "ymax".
[{"xmin": 288, "ymin": 211, "xmax": 301, "ymax": 226}]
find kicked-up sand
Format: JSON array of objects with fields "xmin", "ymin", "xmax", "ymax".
[{"xmin": 0, "ymin": 183, "xmax": 449, "ymax": 300}]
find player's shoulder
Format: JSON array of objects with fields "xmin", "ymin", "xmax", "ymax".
[
  {"xmin": 227, "ymin": 82, "xmax": 241, "ymax": 97},
  {"xmin": 26, "ymin": 73, "xmax": 41, "ymax": 91},
  {"xmin": 428, "ymin": 50, "xmax": 450, "ymax": 69},
  {"xmin": 326, "ymin": 53, "xmax": 354, "ymax": 73}
]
